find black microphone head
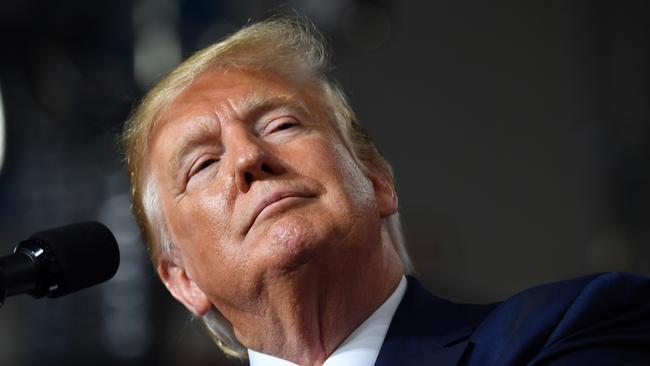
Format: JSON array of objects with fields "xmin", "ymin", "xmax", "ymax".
[{"xmin": 26, "ymin": 221, "xmax": 120, "ymax": 298}]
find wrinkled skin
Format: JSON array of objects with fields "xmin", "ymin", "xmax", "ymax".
[{"xmin": 148, "ymin": 68, "xmax": 403, "ymax": 365}]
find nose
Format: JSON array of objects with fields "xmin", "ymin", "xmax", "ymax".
[{"xmin": 226, "ymin": 126, "xmax": 284, "ymax": 193}]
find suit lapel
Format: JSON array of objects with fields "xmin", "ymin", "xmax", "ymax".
[{"xmin": 375, "ymin": 276, "xmax": 483, "ymax": 366}]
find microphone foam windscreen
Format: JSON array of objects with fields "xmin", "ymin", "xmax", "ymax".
[{"xmin": 29, "ymin": 221, "xmax": 120, "ymax": 297}]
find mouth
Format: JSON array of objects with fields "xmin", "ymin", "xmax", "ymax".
[{"xmin": 245, "ymin": 190, "xmax": 315, "ymax": 234}]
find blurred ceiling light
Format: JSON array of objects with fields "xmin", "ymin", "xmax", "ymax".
[
  {"xmin": 290, "ymin": 0, "xmax": 351, "ymax": 31},
  {"xmin": 0, "ymin": 83, "xmax": 5, "ymax": 174},
  {"xmin": 133, "ymin": 0, "xmax": 181, "ymax": 89}
]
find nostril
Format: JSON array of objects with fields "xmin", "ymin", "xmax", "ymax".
[
  {"xmin": 244, "ymin": 171, "xmax": 253, "ymax": 184},
  {"xmin": 261, "ymin": 163, "xmax": 273, "ymax": 174}
]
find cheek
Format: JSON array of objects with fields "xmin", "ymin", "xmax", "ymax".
[
  {"xmin": 170, "ymin": 192, "xmax": 255, "ymax": 300},
  {"xmin": 285, "ymin": 135, "xmax": 378, "ymax": 243},
  {"xmin": 195, "ymin": 187, "xmax": 231, "ymax": 235},
  {"xmin": 291, "ymin": 134, "xmax": 371, "ymax": 188},
  {"xmin": 171, "ymin": 172, "xmax": 236, "ymax": 239},
  {"xmin": 314, "ymin": 138, "xmax": 376, "ymax": 210},
  {"xmin": 166, "ymin": 188, "xmax": 236, "ymax": 270}
]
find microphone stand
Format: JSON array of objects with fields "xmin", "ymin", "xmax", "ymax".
[{"xmin": 0, "ymin": 240, "xmax": 57, "ymax": 308}]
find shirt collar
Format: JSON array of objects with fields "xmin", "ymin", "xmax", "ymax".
[{"xmin": 248, "ymin": 275, "xmax": 408, "ymax": 366}]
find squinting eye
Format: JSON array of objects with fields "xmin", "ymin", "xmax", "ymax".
[
  {"xmin": 190, "ymin": 158, "xmax": 218, "ymax": 177},
  {"xmin": 197, "ymin": 159, "xmax": 217, "ymax": 171},
  {"xmin": 274, "ymin": 121, "xmax": 295, "ymax": 131},
  {"xmin": 266, "ymin": 118, "xmax": 297, "ymax": 134}
]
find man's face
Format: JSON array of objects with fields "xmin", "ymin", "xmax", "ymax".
[{"xmin": 148, "ymin": 68, "xmax": 395, "ymax": 316}]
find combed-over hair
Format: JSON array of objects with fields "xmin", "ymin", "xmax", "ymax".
[{"xmin": 122, "ymin": 17, "xmax": 413, "ymax": 360}]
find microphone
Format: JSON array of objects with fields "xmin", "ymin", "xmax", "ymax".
[{"xmin": 0, "ymin": 221, "xmax": 120, "ymax": 306}]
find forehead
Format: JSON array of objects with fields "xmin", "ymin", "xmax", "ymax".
[
  {"xmin": 145, "ymin": 68, "xmax": 332, "ymax": 175},
  {"xmin": 146, "ymin": 69, "xmax": 305, "ymax": 158},
  {"xmin": 158, "ymin": 68, "xmax": 311, "ymax": 125}
]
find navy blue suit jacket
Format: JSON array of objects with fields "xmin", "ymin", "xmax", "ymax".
[{"xmin": 375, "ymin": 273, "xmax": 650, "ymax": 365}]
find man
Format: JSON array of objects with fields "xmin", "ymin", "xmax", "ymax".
[{"xmin": 122, "ymin": 18, "xmax": 650, "ymax": 365}]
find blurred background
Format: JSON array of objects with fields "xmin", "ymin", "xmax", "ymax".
[{"xmin": 0, "ymin": 0, "xmax": 648, "ymax": 365}]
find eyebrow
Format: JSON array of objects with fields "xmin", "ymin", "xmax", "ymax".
[
  {"xmin": 237, "ymin": 93, "xmax": 311, "ymax": 122},
  {"xmin": 168, "ymin": 92, "xmax": 312, "ymax": 180}
]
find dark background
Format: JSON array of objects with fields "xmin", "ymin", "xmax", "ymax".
[{"xmin": 0, "ymin": 0, "xmax": 648, "ymax": 365}]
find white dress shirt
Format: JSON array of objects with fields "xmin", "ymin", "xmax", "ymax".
[{"xmin": 248, "ymin": 275, "xmax": 408, "ymax": 366}]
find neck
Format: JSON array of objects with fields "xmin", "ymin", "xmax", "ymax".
[{"xmin": 223, "ymin": 243, "xmax": 403, "ymax": 366}]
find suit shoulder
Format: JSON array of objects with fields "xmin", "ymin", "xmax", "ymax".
[
  {"xmin": 516, "ymin": 271, "xmax": 648, "ymax": 300},
  {"xmin": 466, "ymin": 272, "xmax": 650, "ymax": 365},
  {"xmin": 504, "ymin": 272, "xmax": 649, "ymax": 340}
]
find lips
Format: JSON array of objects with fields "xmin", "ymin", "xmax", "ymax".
[{"xmin": 245, "ymin": 189, "xmax": 314, "ymax": 234}]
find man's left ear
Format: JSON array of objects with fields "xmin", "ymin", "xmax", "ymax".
[
  {"xmin": 157, "ymin": 256, "xmax": 213, "ymax": 317},
  {"xmin": 370, "ymin": 170, "xmax": 398, "ymax": 218}
]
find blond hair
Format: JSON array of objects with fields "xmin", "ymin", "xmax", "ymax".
[{"xmin": 122, "ymin": 17, "xmax": 412, "ymax": 360}]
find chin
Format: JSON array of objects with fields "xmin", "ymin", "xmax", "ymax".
[{"xmin": 260, "ymin": 215, "xmax": 323, "ymax": 275}]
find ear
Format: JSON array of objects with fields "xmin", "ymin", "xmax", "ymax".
[
  {"xmin": 157, "ymin": 256, "xmax": 212, "ymax": 316},
  {"xmin": 370, "ymin": 170, "xmax": 398, "ymax": 218}
]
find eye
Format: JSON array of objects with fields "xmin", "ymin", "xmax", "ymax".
[
  {"xmin": 274, "ymin": 121, "xmax": 295, "ymax": 131},
  {"xmin": 189, "ymin": 157, "xmax": 219, "ymax": 178},
  {"xmin": 265, "ymin": 117, "xmax": 298, "ymax": 135}
]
